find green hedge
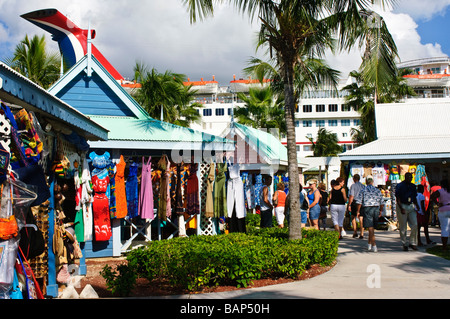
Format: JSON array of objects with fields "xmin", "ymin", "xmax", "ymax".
[{"xmin": 122, "ymin": 227, "xmax": 338, "ymax": 293}]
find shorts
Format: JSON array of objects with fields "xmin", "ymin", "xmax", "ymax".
[
  {"xmin": 362, "ymin": 206, "xmax": 379, "ymax": 228},
  {"xmin": 330, "ymin": 204, "xmax": 345, "ymax": 227},
  {"xmin": 309, "ymin": 204, "xmax": 320, "ymax": 220},
  {"xmin": 438, "ymin": 210, "xmax": 450, "ymax": 237},
  {"xmin": 417, "ymin": 212, "xmax": 428, "ymax": 225},
  {"xmin": 275, "ymin": 206, "xmax": 285, "ymax": 225},
  {"xmin": 301, "ymin": 210, "xmax": 308, "ymax": 224},
  {"xmin": 260, "ymin": 209, "xmax": 273, "ymax": 228}
]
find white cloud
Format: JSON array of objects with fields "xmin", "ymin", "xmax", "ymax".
[
  {"xmin": 0, "ymin": 0, "xmax": 449, "ymax": 84},
  {"xmin": 392, "ymin": 0, "xmax": 450, "ymax": 21}
]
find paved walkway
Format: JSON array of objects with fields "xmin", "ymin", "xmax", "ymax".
[{"xmin": 158, "ymin": 227, "xmax": 450, "ymax": 299}]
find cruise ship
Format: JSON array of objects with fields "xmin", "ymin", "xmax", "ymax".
[
  {"xmin": 185, "ymin": 56, "xmax": 450, "ymax": 158},
  {"xmin": 186, "ymin": 75, "xmax": 360, "ymax": 158}
]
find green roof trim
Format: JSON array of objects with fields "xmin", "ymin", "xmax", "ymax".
[
  {"xmin": 88, "ymin": 115, "xmax": 234, "ymax": 150},
  {"xmin": 232, "ymin": 122, "xmax": 288, "ymax": 163}
]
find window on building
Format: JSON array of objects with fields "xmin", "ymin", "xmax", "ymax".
[
  {"xmin": 316, "ymin": 120, "xmax": 325, "ymax": 127},
  {"xmin": 353, "ymin": 119, "xmax": 361, "ymax": 126},
  {"xmin": 328, "ymin": 120, "xmax": 338, "ymax": 126},
  {"xmin": 303, "ymin": 120, "xmax": 312, "ymax": 127},
  {"xmin": 203, "ymin": 109, "xmax": 212, "ymax": 116},
  {"xmin": 303, "ymin": 105, "xmax": 312, "ymax": 112},
  {"xmin": 316, "ymin": 104, "xmax": 325, "ymax": 112},
  {"xmin": 341, "ymin": 119, "xmax": 350, "ymax": 126},
  {"xmin": 215, "ymin": 108, "xmax": 225, "ymax": 116},
  {"xmin": 328, "ymin": 104, "xmax": 338, "ymax": 112},
  {"xmin": 228, "ymin": 108, "xmax": 233, "ymax": 115},
  {"xmin": 341, "ymin": 104, "xmax": 351, "ymax": 112},
  {"xmin": 306, "ymin": 133, "xmax": 313, "ymax": 139},
  {"xmin": 295, "ymin": 121, "xmax": 300, "ymax": 127},
  {"xmin": 303, "ymin": 145, "xmax": 313, "ymax": 152}
]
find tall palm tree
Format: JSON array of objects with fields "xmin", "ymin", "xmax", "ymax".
[
  {"xmin": 132, "ymin": 63, "xmax": 202, "ymax": 126},
  {"xmin": 182, "ymin": 0, "xmax": 397, "ymax": 240},
  {"xmin": 4, "ymin": 34, "xmax": 61, "ymax": 88},
  {"xmin": 234, "ymin": 86, "xmax": 286, "ymax": 134}
]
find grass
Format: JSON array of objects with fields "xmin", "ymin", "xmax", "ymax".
[{"xmin": 426, "ymin": 245, "xmax": 450, "ymax": 261}]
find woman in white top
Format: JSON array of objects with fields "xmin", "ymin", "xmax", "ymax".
[{"xmin": 430, "ymin": 179, "xmax": 450, "ymax": 251}]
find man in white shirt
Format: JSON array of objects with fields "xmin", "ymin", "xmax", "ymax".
[{"xmin": 348, "ymin": 174, "xmax": 365, "ymax": 238}]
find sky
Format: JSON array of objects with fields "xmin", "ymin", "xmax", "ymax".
[{"xmin": 0, "ymin": 0, "xmax": 450, "ymax": 86}]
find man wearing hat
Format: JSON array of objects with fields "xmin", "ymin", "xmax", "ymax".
[{"xmin": 355, "ymin": 175, "xmax": 384, "ymax": 252}]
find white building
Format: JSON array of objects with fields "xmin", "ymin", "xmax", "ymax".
[{"xmin": 186, "ymin": 75, "xmax": 360, "ymax": 158}]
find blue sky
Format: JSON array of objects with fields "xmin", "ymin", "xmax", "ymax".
[
  {"xmin": 0, "ymin": 1, "xmax": 449, "ymax": 85},
  {"xmin": 416, "ymin": 6, "xmax": 450, "ymax": 56}
]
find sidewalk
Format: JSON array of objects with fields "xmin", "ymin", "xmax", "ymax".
[{"xmin": 163, "ymin": 227, "xmax": 450, "ymax": 299}]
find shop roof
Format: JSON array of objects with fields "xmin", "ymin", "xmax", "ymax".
[
  {"xmin": 223, "ymin": 122, "xmax": 306, "ymax": 168},
  {"xmin": 48, "ymin": 54, "xmax": 149, "ymax": 119},
  {"xmin": 339, "ymin": 99, "xmax": 450, "ymax": 162},
  {"xmin": 87, "ymin": 115, "xmax": 235, "ymax": 151},
  {"xmin": 0, "ymin": 61, "xmax": 108, "ymax": 141},
  {"xmin": 48, "ymin": 52, "xmax": 234, "ymax": 152}
]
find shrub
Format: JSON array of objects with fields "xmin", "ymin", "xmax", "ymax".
[{"xmin": 119, "ymin": 227, "xmax": 338, "ymax": 295}]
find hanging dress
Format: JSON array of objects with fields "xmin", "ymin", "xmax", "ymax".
[
  {"xmin": 126, "ymin": 161, "xmax": 139, "ymax": 218},
  {"xmin": 226, "ymin": 163, "xmax": 246, "ymax": 219},
  {"xmin": 205, "ymin": 163, "xmax": 215, "ymax": 218},
  {"xmin": 158, "ymin": 155, "xmax": 171, "ymax": 221},
  {"xmin": 139, "ymin": 156, "xmax": 154, "ymax": 219},
  {"xmin": 214, "ymin": 162, "xmax": 227, "ymax": 218},
  {"xmin": 254, "ymin": 174, "xmax": 263, "ymax": 206},
  {"xmin": 91, "ymin": 174, "xmax": 111, "ymax": 241},
  {"xmin": 108, "ymin": 162, "xmax": 117, "ymax": 219},
  {"xmin": 115, "ymin": 156, "xmax": 128, "ymax": 219},
  {"xmin": 186, "ymin": 163, "xmax": 200, "ymax": 216}
]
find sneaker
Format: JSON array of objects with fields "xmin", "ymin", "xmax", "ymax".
[
  {"xmin": 402, "ymin": 245, "xmax": 409, "ymax": 251},
  {"xmin": 409, "ymin": 244, "xmax": 418, "ymax": 251},
  {"xmin": 368, "ymin": 244, "xmax": 372, "ymax": 251},
  {"xmin": 372, "ymin": 245, "xmax": 378, "ymax": 253}
]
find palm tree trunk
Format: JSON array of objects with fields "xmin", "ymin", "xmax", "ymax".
[{"xmin": 283, "ymin": 60, "xmax": 302, "ymax": 240}]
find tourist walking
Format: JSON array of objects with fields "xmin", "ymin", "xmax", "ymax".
[
  {"xmin": 355, "ymin": 175, "xmax": 384, "ymax": 252},
  {"xmin": 307, "ymin": 179, "xmax": 321, "ymax": 230},
  {"xmin": 260, "ymin": 175, "xmax": 273, "ymax": 228},
  {"xmin": 430, "ymin": 179, "xmax": 450, "ymax": 251},
  {"xmin": 329, "ymin": 177, "xmax": 347, "ymax": 239},
  {"xmin": 318, "ymin": 183, "xmax": 328, "ymax": 230},
  {"xmin": 395, "ymin": 172, "xmax": 419, "ymax": 251},
  {"xmin": 273, "ymin": 182, "xmax": 287, "ymax": 228},
  {"xmin": 284, "ymin": 183, "xmax": 309, "ymax": 228},
  {"xmin": 348, "ymin": 174, "xmax": 365, "ymax": 238},
  {"xmin": 416, "ymin": 184, "xmax": 434, "ymax": 246}
]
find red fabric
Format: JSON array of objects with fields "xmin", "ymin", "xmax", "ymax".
[{"xmin": 92, "ymin": 175, "xmax": 111, "ymax": 241}]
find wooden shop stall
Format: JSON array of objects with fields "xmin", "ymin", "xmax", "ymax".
[{"xmin": 0, "ymin": 61, "xmax": 108, "ymax": 299}]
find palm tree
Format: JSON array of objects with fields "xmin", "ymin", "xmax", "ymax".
[
  {"xmin": 182, "ymin": 0, "xmax": 397, "ymax": 240},
  {"xmin": 308, "ymin": 128, "xmax": 343, "ymax": 156},
  {"xmin": 344, "ymin": 68, "xmax": 416, "ymax": 146},
  {"xmin": 234, "ymin": 86, "xmax": 286, "ymax": 135},
  {"xmin": 132, "ymin": 63, "xmax": 202, "ymax": 126},
  {"xmin": 4, "ymin": 34, "xmax": 61, "ymax": 88}
]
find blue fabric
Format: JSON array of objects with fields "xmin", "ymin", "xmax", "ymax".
[{"xmin": 126, "ymin": 162, "xmax": 139, "ymax": 218}]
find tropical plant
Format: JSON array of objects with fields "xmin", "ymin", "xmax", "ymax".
[
  {"xmin": 132, "ymin": 63, "xmax": 202, "ymax": 126},
  {"xmin": 234, "ymin": 86, "xmax": 286, "ymax": 134},
  {"xmin": 4, "ymin": 34, "xmax": 61, "ymax": 88},
  {"xmin": 182, "ymin": 0, "xmax": 397, "ymax": 240},
  {"xmin": 308, "ymin": 128, "xmax": 343, "ymax": 157},
  {"xmin": 343, "ymin": 68, "xmax": 416, "ymax": 145}
]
